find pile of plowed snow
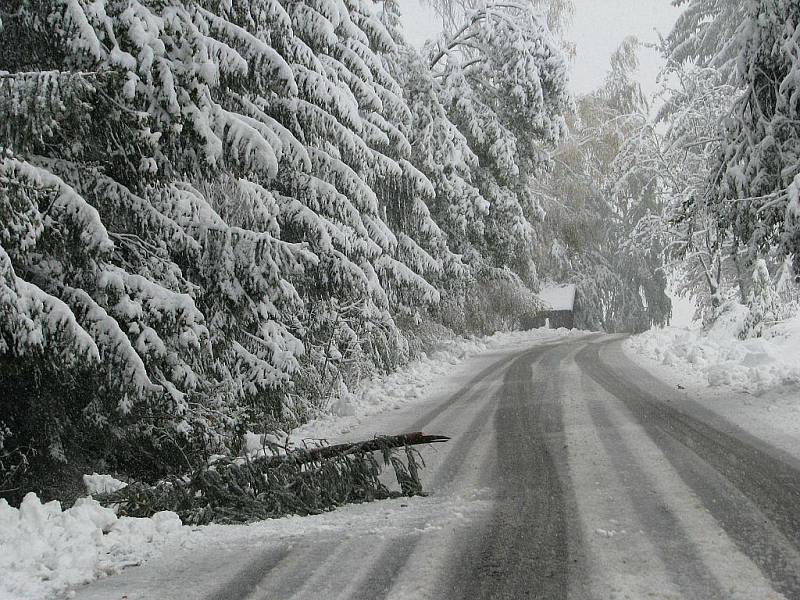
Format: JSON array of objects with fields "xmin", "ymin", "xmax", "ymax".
[
  {"xmin": 0, "ymin": 489, "xmax": 187, "ymax": 600},
  {"xmin": 627, "ymin": 309, "xmax": 800, "ymax": 394}
]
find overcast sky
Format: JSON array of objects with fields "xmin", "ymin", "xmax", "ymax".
[{"xmin": 398, "ymin": 0, "xmax": 682, "ymax": 101}]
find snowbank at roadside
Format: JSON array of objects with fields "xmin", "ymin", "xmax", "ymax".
[
  {"xmin": 626, "ymin": 311, "xmax": 800, "ymax": 395},
  {"xmin": 0, "ymin": 493, "xmax": 187, "ymax": 600},
  {"xmin": 625, "ymin": 312, "xmax": 800, "ymax": 463}
]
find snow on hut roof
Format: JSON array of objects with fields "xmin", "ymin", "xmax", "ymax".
[{"xmin": 537, "ymin": 284, "xmax": 576, "ymax": 311}]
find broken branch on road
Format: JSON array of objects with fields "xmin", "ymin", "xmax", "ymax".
[{"xmin": 97, "ymin": 432, "xmax": 449, "ymax": 525}]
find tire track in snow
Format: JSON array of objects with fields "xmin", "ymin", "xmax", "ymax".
[
  {"xmin": 593, "ymin": 377, "xmax": 787, "ymax": 600},
  {"xmin": 260, "ymin": 338, "xmax": 548, "ymax": 600},
  {"xmin": 345, "ymin": 344, "xmax": 535, "ymax": 599},
  {"xmin": 443, "ymin": 341, "xmax": 583, "ymax": 600},
  {"xmin": 580, "ymin": 373, "xmax": 725, "ymax": 598},
  {"xmin": 202, "ymin": 345, "xmax": 521, "ymax": 600},
  {"xmin": 202, "ymin": 546, "xmax": 289, "ymax": 599},
  {"xmin": 348, "ymin": 339, "xmax": 586, "ymax": 599},
  {"xmin": 241, "ymin": 542, "xmax": 340, "ymax": 600},
  {"xmin": 559, "ymin": 346, "xmax": 684, "ymax": 600},
  {"xmin": 576, "ymin": 338, "xmax": 800, "ymax": 598},
  {"xmin": 70, "ymin": 335, "xmax": 596, "ymax": 600}
]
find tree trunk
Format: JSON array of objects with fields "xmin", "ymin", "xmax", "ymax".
[{"xmin": 261, "ymin": 432, "xmax": 450, "ymax": 468}]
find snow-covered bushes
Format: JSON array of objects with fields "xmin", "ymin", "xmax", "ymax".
[
  {"xmin": 741, "ymin": 259, "xmax": 788, "ymax": 339},
  {"xmin": 629, "ymin": 258, "xmax": 800, "ymax": 394}
]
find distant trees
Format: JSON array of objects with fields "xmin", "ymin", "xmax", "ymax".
[
  {"xmin": 0, "ymin": 0, "xmax": 571, "ymax": 496},
  {"xmin": 613, "ymin": 65, "xmax": 740, "ymax": 322},
  {"xmin": 532, "ymin": 38, "xmax": 671, "ymax": 332}
]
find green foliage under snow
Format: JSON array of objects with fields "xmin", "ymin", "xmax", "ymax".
[{"xmin": 98, "ymin": 440, "xmax": 426, "ymax": 525}]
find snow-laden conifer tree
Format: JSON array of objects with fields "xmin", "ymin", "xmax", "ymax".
[
  {"xmin": 380, "ymin": 0, "xmax": 572, "ymax": 332},
  {"xmin": 665, "ymin": 0, "xmax": 746, "ymax": 79},
  {"xmin": 237, "ymin": 0, "xmax": 452, "ymax": 410},
  {"xmin": 430, "ymin": 3, "xmax": 570, "ymax": 279},
  {"xmin": 714, "ymin": 0, "xmax": 800, "ymax": 268},
  {"xmin": 386, "ymin": 41, "xmax": 486, "ymax": 261},
  {"xmin": 0, "ymin": 0, "xmax": 319, "ymax": 477},
  {"xmin": 1, "ymin": 0, "xmax": 575, "ymax": 493}
]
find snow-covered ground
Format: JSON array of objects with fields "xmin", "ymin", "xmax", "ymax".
[
  {"xmin": 0, "ymin": 327, "xmax": 578, "ymax": 600},
  {"xmin": 625, "ymin": 313, "xmax": 800, "ymax": 461}
]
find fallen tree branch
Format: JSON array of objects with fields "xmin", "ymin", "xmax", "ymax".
[
  {"xmin": 98, "ymin": 432, "xmax": 450, "ymax": 524},
  {"xmin": 270, "ymin": 432, "xmax": 451, "ymax": 467}
]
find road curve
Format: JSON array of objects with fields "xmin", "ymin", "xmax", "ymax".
[{"xmin": 74, "ymin": 334, "xmax": 800, "ymax": 600}]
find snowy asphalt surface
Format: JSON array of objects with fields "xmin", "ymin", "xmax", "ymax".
[{"xmin": 74, "ymin": 334, "xmax": 800, "ymax": 599}]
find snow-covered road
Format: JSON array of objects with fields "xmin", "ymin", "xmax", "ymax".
[{"xmin": 72, "ymin": 334, "xmax": 800, "ymax": 599}]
